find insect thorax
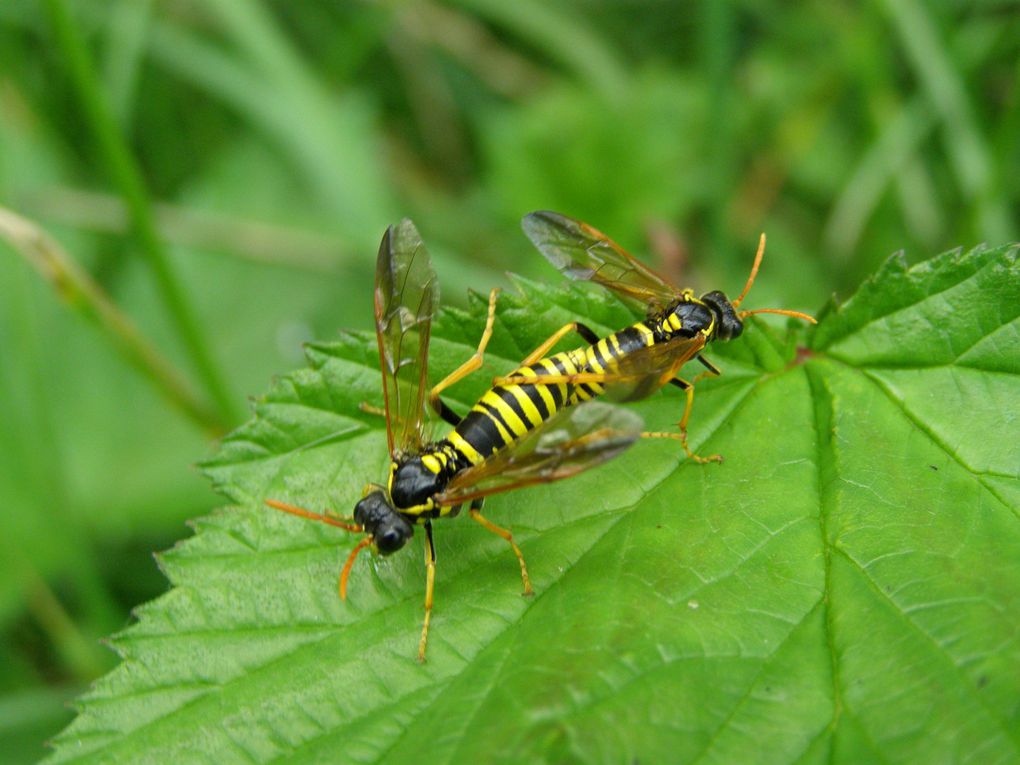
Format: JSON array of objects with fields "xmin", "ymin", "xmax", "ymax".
[
  {"xmin": 651, "ymin": 289, "xmax": 746, "ymax": 343},
  {"xmin": 388, "ymin": 444, "xmax": 461, "ymax": 517},
  {"xmin": 648, "ymin": 296, "xmax": 715, "ymax": 342}
]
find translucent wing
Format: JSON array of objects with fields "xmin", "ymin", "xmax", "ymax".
[
  {"xmin": 435, "ymin": 401, "xmax": 643, "ymax": 505},
  {"xmin": 522, "ymin": 210, "xmax": 679, "ymax": 309},
  {"xmin": 375, "ymin": 219, "xmax": 438, "ymax": 456},
  {"xmin": 598, "ymin": 333, "xmax": 707, "ymax": 402},
  {"xmin": 496, "ymin": 333, "xmax": 707, "ymax": 403}
]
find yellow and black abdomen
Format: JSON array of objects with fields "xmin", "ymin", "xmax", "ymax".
[
  {"xmin": 569, "ymin": 325, "xmax": 653, "ymax": 402},
  {"xmin": 447, "ymin": 374, "xmax": 563, "ymax": 467},
  {"xmin": 445, "ymin": 322, "xmax": 655, "ymax": 469}
]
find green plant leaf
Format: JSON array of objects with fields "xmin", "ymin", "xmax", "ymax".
[{"xmin": 48, "ymin": 245, "xmax": 1020, "ymax": 764}]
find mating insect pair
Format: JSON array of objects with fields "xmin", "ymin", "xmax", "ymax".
[{"xmin": 266, "ymin": 212, "xmax": 815, "ymax": 660}]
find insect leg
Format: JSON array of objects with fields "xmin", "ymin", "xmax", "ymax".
[
  {"xmin": 493, "ymin": 371, "xmax": 616, "ymax": 387},
  {"xmin": 418, "ymin": 521, "xmax": 437, "ymax": 662},
  {"xmin": 433, "ymin": 399, "xmax": 462, "ymax": 428},
  {"xmin": 361, "ymin": 397, "xmax": 460, "ymax": 427},
  {"xmin": 666, "ymin": 356, "xmax": 718, "ymax": 390},
  {"xmin": 519, "ymin": 322, "xmax": 599, "ymax": 366},
  {"xmin": 642, "ymin": 369, "xmax": 722, "ymax": 464},
  {"xmin": 469, "ymin": 499, "xmax": 533, "ymax": 596},
  {"xmin": 695, "ymin": 354, "xmax": 721, "ymax": 376},
  {"xmin": 428, "ymin": 288, "xmax": 500, "ymax": 419}
]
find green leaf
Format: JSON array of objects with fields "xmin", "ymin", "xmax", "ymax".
[{"xmin": 48, "ymin": 245, "xmax": 1020, "ymax": 764}]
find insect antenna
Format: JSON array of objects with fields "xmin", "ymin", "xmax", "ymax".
[
  {"xmin": 264, "ymin": 499, "xmax": 363, "ymax": 533},
  {"xmin": 732, "ymin": 233, "xmax": 767, "ymax": 309},
  {"xmin": 731, "ymin": 233, "xmax": 817, "ymax": 325},
  {"xmin": 340, "ymin": 537, "xmax": 373, "ymax": 599},
  {"xmin": 738, "ymin": 307, "xmax": 817, "ymax": 324}
]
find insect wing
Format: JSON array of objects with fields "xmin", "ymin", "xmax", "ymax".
[
  {"xmin": 499, "ymin": 334, "xmax": 707, "ymax": 403},
  {"xmin": 598, "ymin": 333, "xmax": 707, "ymax": 402},
  {"xmin": 522, "ymin": 210, "xmax": 678, "ymax": 308},
  {"xmin": 436, "ymin": 401, "xmax": 643, "ymax": 505},
  {"xmin": 375, "ymin": 219, "xmax": 438, "ymax": 455}
]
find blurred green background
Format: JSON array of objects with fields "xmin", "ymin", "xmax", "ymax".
[{"xmin": 0, "ymin": 0, "xmax": 1016, "ymax": 760}]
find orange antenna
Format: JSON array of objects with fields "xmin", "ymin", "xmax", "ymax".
[
  {"xmin": 340, "ymin": 537, "xmax": 373, "ymax": 599},
  {"xmin": 738, "ymin": 307, "xmax": 817, "ymax": 324},
  {"xmin": 265, "ymin": 499, "xmax": 363, "ymax": 533},
  {"xmin": 733, "ymin": 233, "xmax": 767, "ymax": 308},
  {"xmin": 730, "ymin": 233, "xmax": 817, "ymax": 325}
]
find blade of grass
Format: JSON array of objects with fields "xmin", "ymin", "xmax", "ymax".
[
  {"xmin": 880, "ymin": 0, "xmax": 1012, "ymax": 242},
  {"xmin": 410, "ymin": 1, "xmax": 547, "ymax": 98},
  {"xmin": 0, "ymin": 685, "xmax": 78, "ymax": 756},
  {"xmin": 0, "ymin": 206, "xmax": 226, "ymax": 436},
  {"xmin": 203, "ymin": 0, "xmax": 394, "ymax": 244},
  {"xmin": 824, "ymin": 97, "xmax": 936, "ymax": 259},
  {"xmin": 700, "ymin": 0, "xmax": 737, "ymax": 263},
  {"xmin": 389, "ymin": 8, "xmax": 469, "ymax": 178},
  {"xmin": 448, "ymin": 0, "xmax": 626, "ymax": 99},
  {"xmin": 101, "ymin": 0, "xmax": 154, "ymax": 127},
  {"xmin": 1, "ymin": 246, "xmax": 125, "ymax": 653},
  {"xmin": 23, "ymin": 567, "xmax": 112, "ymax": 682},
  {"xmin": 894, "ymin": 153, "xmax": 942, "ymax": 249},
  {"xmin": 21, "ymin": 186, "xmax": 344, "ymax": 273},
  {"xmin": 40, "ymin": 0, "xmax": 241, "ymax": 425}
]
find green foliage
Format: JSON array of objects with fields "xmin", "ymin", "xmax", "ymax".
[
  {"xmin": 1, "ymin": 1, "xmax": 1018, "ymax": 759},
  {"xmin": 49, "ymin": 245, "xmax": 1020, "ymax": 764}
]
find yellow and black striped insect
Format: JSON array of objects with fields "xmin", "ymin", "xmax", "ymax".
[
  {"xmin": 266, "ymin": 219, "xmax": 643, "ymax": 661},
  {"xmin": 493, "ymin": 210, "xmax": 817, "ymax": 463}
]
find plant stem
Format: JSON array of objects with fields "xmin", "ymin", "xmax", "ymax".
[
  {"xmin": 0, "ymin": 206, "xmax": 226, "ymax": 437},
  {"xmin": 22, "ymin": 186, "xmax": 343, "ymax": 273},
  {"xmin": 41, "ymin": 0, "xmax": 241, "ymax": 426},
  {"xmin": 24, "ymin": 567, "xmax": 111, "ymax": 683}
]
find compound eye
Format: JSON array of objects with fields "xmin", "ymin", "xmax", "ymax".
[{"xmin": 376, "ymin": 526, "xmax": 407, "ymax": 554}]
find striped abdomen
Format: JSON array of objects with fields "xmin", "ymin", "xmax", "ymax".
[{"xmin": 444, "ymin": 322, "xmax": 655, "ymax": 467}]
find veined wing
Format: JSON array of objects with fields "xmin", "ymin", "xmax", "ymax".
[
  {"xmin": 496, "ymin": 333, "xmax": 706, "ymax": 403},
  {"xmin": 522, "ymin": 210, "xmax": 678, "ymax": 309},
  {"xmin": 435, "ymin": 401, "xmax": 642, "ymax": 505},
  {"xmin": 599, "ymin": 333, "xmax": 707, "ymax": 402},
  {"xmin": 374, "ymin": 219, "xmax": 438, "ymax": 456}
]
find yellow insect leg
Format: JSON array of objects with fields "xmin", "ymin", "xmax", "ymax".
[
  {"xmin": 358, "ymin": 401, "xmax": 386, "ymax": 417},
  {"xmin": 641, "ymin": 370, "xmax": 722, "ymax": 464},
  {"xmin": 429, "ymin": 288, "xmax": 500, "ymax": 412},
  {"xmin": 418, "ymin": 522, "xmax": 437, "ymax": 662},
  {"xmin": 518, "ymin": 322, "xmax": 598, "ymax": 367},
  {"xmin": 469, "ymin": 502, "xmax": 533, "ymax": 596}
]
